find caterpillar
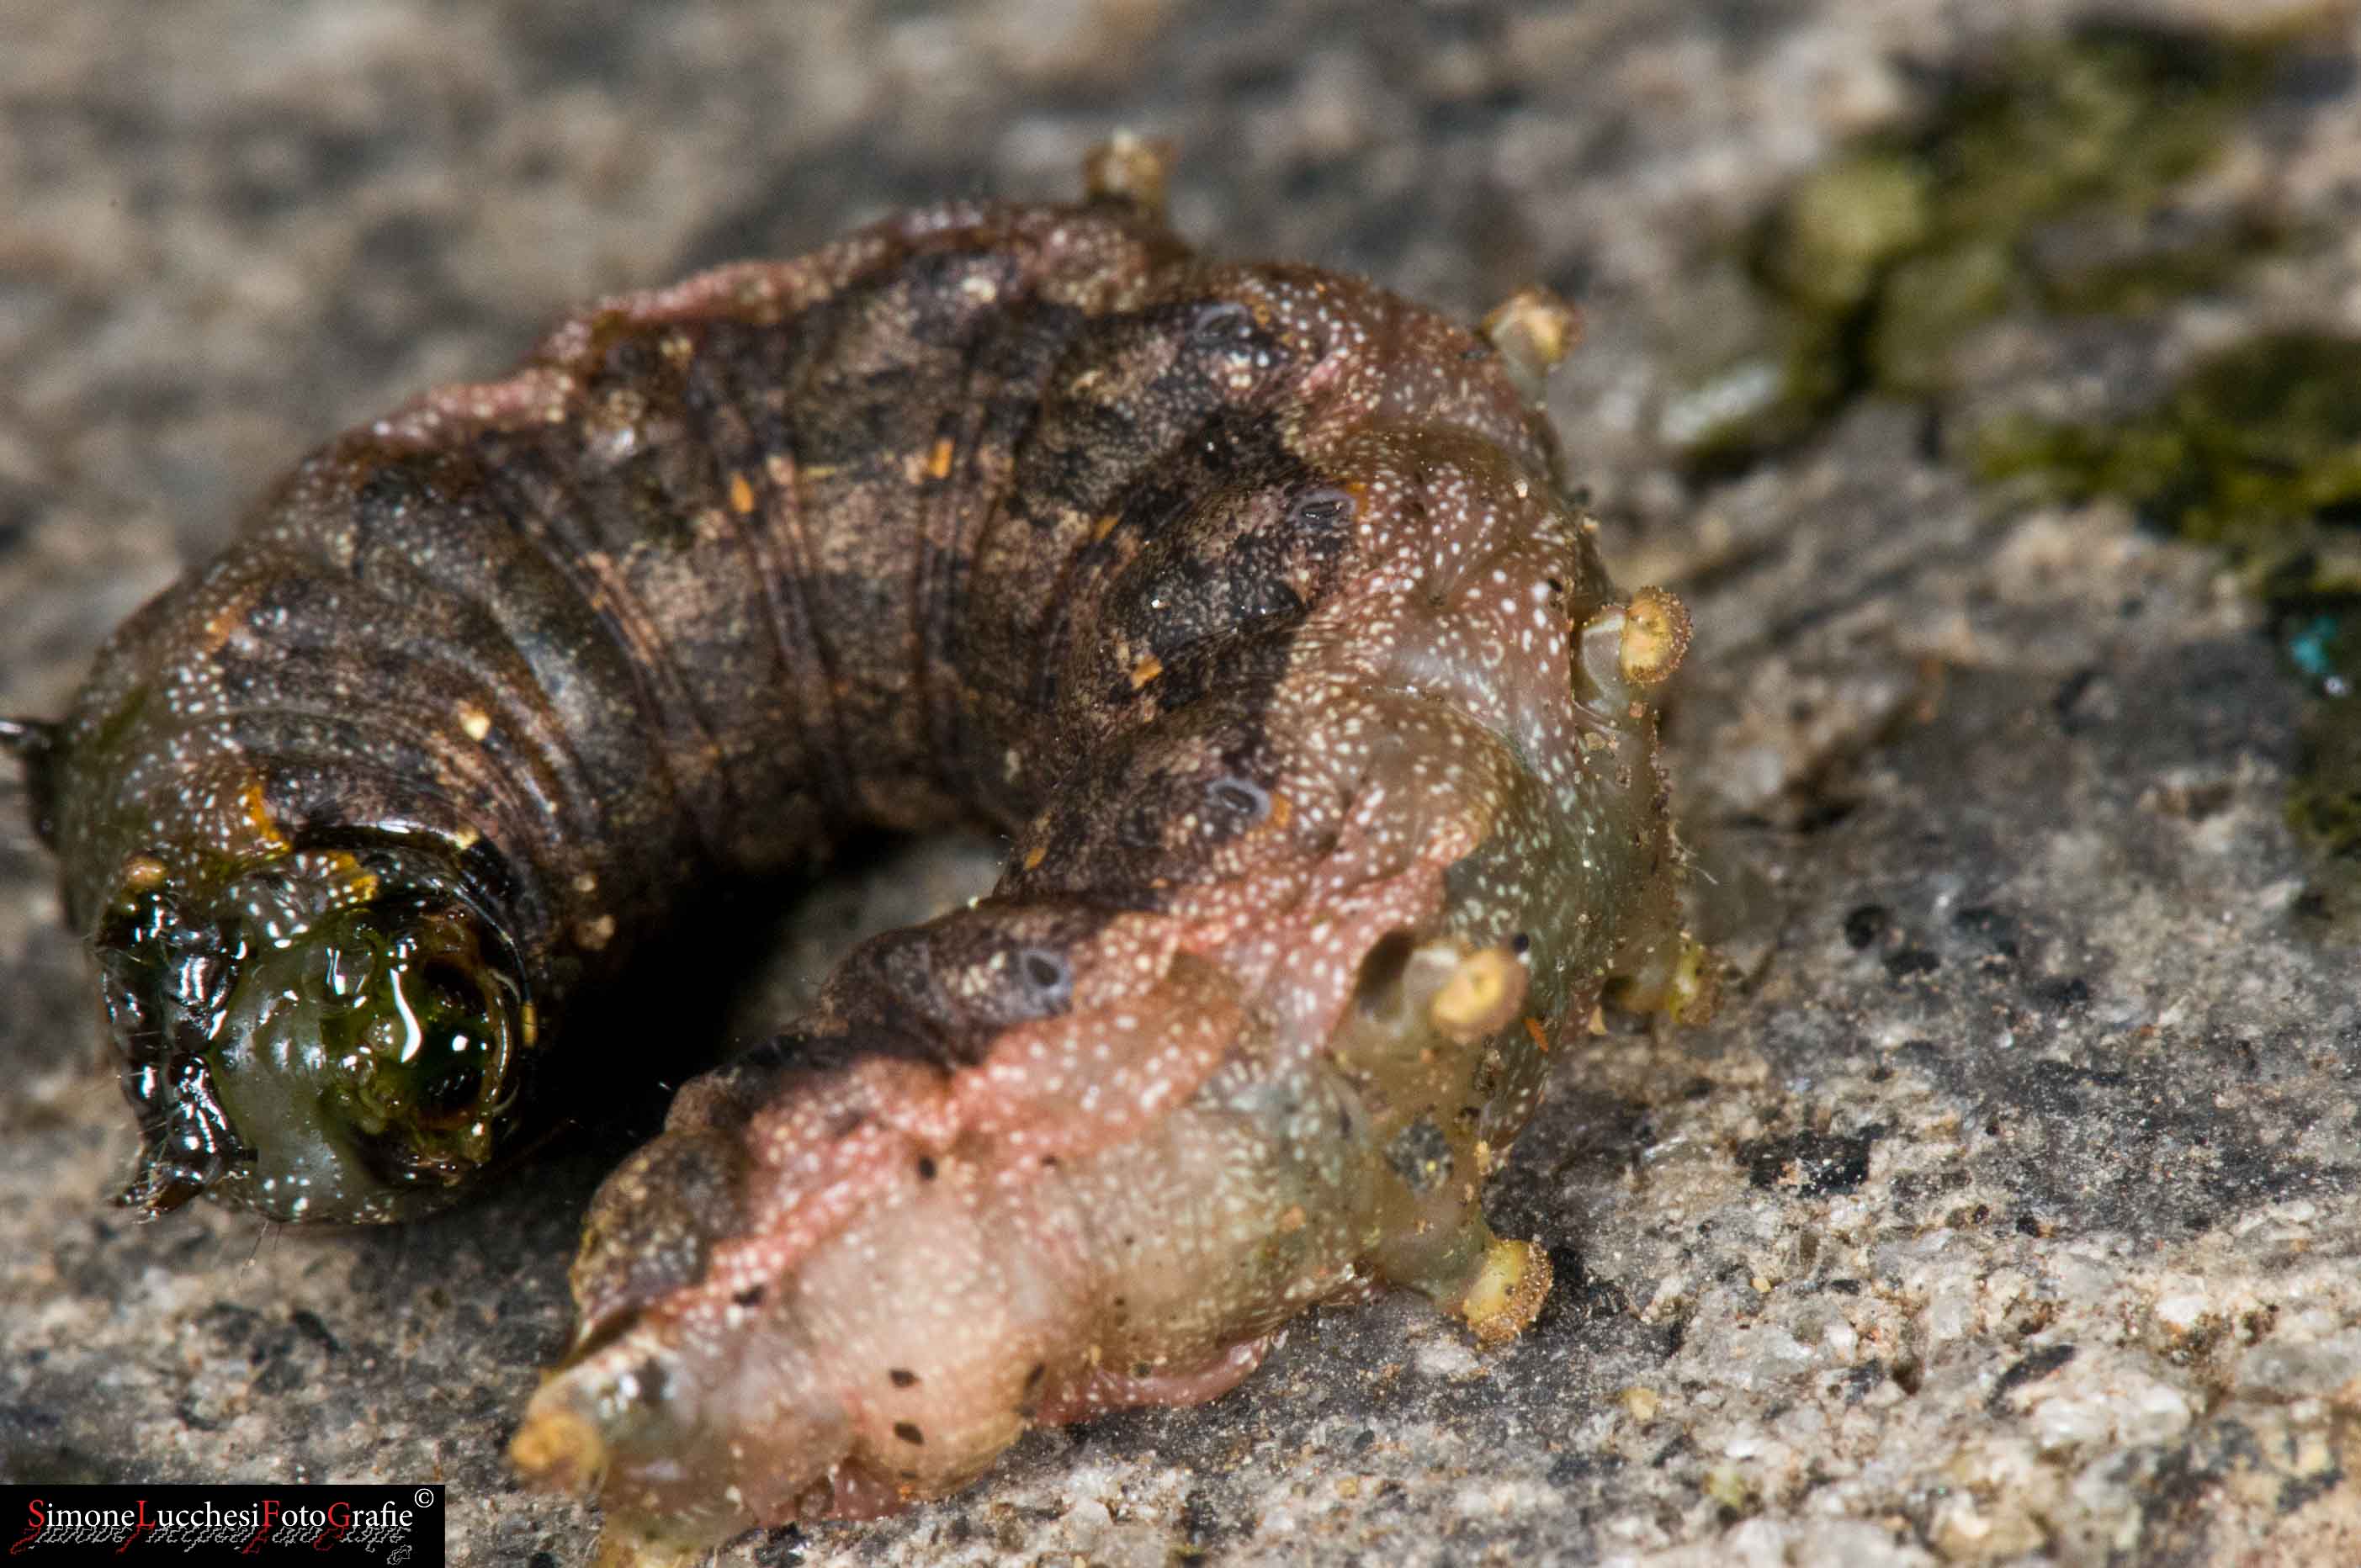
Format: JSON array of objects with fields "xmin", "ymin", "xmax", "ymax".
[{"xmin": 7, "ymin": 140, "xmax": 1711, "ymax": 1560}]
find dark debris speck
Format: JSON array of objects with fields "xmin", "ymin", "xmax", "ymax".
[
  {"xmin": 1987, "ymin": 1343, "xmax": 2079, "ymax": 1411},
  {"xmin": 1738, "ymin": 1130, "xmax": 1880, "ymax": 1197}
]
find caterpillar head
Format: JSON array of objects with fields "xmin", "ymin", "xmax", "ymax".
[{"xmin": 95, "ymin": 840, "xmax": 530, "ymax": 1222}]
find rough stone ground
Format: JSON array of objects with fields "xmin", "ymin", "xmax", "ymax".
[{"xmin": 3, "ymin": 2, "xmax": 2357, "ymax": 1564}]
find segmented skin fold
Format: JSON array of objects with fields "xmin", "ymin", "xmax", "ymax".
[{"xmin": 19, "ymin": 146, "xmax": 1709, "ymax": 1560}]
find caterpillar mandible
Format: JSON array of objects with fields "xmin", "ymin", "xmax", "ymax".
[{"xmin": 7, "ymin": 139, "xmax": 1713, "ymax": 1559}]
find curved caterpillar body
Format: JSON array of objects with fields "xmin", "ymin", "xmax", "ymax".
[{"xmin": 13, "ymin": 144, "xmax": 1710, "ymax": 1557}]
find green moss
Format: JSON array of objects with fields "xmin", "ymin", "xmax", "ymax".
[
  {"xmin": 1870, "ymin": 241, "xmax": 2014, "ymax": 394},
  {"xmin": 2292, "ymin": 697, "xmax": 2361, "ymax": 834},
  {"xmin": 2033, "ymin": 211, "xmax": 2280, "ymax": 316},
  {"xmin": 1660, "ymin": 19, "xmax": 2357, "ymax": 924},
  {"xmin": 1764, "ymin": 153, "xmax": 1934, "ymax": 313},
  {"xmin": 2289, "ymin": 691, "xmax": 2361, "ymax": 930},
  {"xmin": 1929, "ymin": 27, "xmax": 2253, "ymax": 231},
  {"xmin": 1974, "ymin": 335, "xmax": 2361, "ymax": 568},
  {"xmin": 1663, "ymin": 24, "xmax": 2289, "ymax": 467},
  {"xmin": 1973, "ymin": 332, "xmax": 2361, "ymax": 928}
]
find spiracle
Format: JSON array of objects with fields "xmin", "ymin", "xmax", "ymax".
[{"xmin": 7, "ymin": 137, "xmax": 1712, "ymax": 1559}]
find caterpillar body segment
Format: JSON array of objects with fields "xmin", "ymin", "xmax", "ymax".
[{"xmin": 13, "ymin": 144, "xmax": 1708, "ymax": 1555}]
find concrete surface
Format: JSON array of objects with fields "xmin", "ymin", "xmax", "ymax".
[{"xmin": 3, "ymin": 2, "xmax": 2356, "ymax": 1564}]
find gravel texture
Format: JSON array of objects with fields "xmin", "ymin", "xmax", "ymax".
[{"xmin": 3, "ymin": 3, "xmax": 2357, "ymax": 1565}]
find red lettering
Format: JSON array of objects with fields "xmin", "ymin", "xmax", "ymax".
[
  {"xmin": 119, "ymin": 1499, "xmax": 150, "ymax": 1555},
  {"xmin": 244, "ymin": 1498, "xmax": 279, "ymax": 1555},
  {"xmin": 9, "ymin": 1498, "xmax": 44, "ymax": 1555}
]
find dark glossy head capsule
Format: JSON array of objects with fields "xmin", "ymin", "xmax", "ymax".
[{"xmin": 95, "ymin": 841, "xmax": 532, "ymax": 1222}]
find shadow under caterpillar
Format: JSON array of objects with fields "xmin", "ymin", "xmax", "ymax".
[{"xmin": 6, "ymin": 138, "xmax": 1714, "ymax": 1561}]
